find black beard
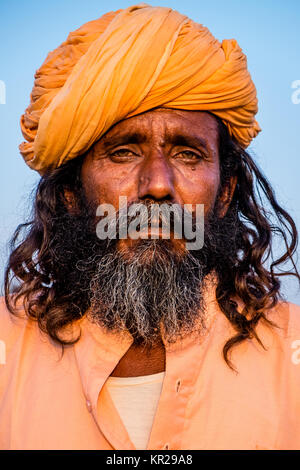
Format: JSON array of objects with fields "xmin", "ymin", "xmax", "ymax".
[{"xmin": 50, "ymin": 193, "xmax": 238, "ymax": 346}]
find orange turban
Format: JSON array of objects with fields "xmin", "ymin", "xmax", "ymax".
[{"xmin": 20, "ymin": 3, "xmax": 261, "ymax": 174}]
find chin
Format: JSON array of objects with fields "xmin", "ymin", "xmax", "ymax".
[{"xmin": 116, "ymin": 236, "xmax": 188, "ymax": 264}]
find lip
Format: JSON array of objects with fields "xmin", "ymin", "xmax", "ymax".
[{"xmin": 127, "ymin": 224, "xmax": 183, "ymax": 240}]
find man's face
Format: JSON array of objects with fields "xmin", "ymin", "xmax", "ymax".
[
  {"xmin": 81, "ymin": 108, "xmax": 223, "ymax": 254},
  {"xmin": 59, "ymin": 109, "xmax": 237, "ymax": 345}
]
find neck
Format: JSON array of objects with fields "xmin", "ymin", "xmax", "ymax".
[{"xmin": 110, "ymin": 339, "xmax": 166, "ymax": 377}]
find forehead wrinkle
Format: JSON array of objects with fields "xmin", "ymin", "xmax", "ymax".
[
  {"xmin": 97, "ymin": 110, "xmax": 219, "ymax": 153},
  {"xmin": 150, "ymin": 110, "xmax": 219, "ymax": 149},
  {"xmin": 100, "ymin": 130, "xmax": 148, "ymax": 148},
  {"xmin": 168, "ymin": 110, "xmax": 219, "ymax": 137},
  {"xmin": 142, "ymin": 113, "xmax": 210, "ymax": 150}
]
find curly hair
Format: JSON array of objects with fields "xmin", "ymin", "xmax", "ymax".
[{"xmin": 4, "ymin": 116, "xmax": 300, "ymax": 369}]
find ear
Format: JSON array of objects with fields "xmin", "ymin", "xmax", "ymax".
[
  {"xmin": 217, "ymin": 175, "xmax": 237, "ymax": 218},
  {"xmin": 62, "ymin": 189, "xmax": 78, "ymax": 213}
]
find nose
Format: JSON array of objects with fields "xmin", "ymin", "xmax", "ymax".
[{"xmin": 138, "ymin": 151, "xmax": 175, "ymax": 201}]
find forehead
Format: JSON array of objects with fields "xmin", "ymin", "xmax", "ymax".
[{"xmin": 101, "ymin": 108, "xmax": 219, "ymax": 146}]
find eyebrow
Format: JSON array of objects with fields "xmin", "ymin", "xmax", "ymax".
[
  {"xmin": 166, "ymin": 134, "xmax": 209, "ymax": 152},
  {"xmin": 101, "ymin": 131, "xmax": 210, "ymax": 152},
  {"xmin": 101, "ymin": 132, "xmax": 147, "ymax": 148}
]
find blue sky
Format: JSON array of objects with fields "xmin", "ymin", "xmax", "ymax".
[{"xmin": 0, "ymin": 0, "xmax": 299, "ymax": 303}]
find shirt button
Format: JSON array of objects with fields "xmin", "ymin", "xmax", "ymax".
[{"xmin": 86, "ymin": 399, "xmax": 92, "ymax": 413}]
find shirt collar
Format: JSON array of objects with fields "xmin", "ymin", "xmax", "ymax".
[{"xmin": 72, "ymin": 271, "xmax": 220, "ymax": 412}]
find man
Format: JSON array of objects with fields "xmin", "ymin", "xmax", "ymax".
[{"xmin": 1, "ymin": 4, "xmax": 300, "ymax": 450}]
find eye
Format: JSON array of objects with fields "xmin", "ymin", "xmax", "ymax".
[
  {"xmin": 109, "ymin": 148, "xmax": 137, "ymax": 162},
  {"xmin": 174, "ymin": 150, "xmax": 204, "ymax": 161}
]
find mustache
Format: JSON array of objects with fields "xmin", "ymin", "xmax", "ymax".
[{"xmin": 94, "ymin": 198, "xmax": 204, "ymax": 247}]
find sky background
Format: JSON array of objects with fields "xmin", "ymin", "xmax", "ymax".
[{"xmin": 0, "ymin": 0, "xmax": 299, "ymax": 303}]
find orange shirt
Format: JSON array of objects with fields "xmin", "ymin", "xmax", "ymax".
[{"xmin": 0, "ymin": 294, "xmax": 300, "ymax": 450}]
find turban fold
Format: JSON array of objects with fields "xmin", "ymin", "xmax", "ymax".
[{"xmin": 20, "ymin": 3, "xmax": 261, "ymax": 174}]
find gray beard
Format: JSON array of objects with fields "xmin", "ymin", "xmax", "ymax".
[{"xmin": 86, "ymin": 238, "xmax": 210, "ymax": 347}]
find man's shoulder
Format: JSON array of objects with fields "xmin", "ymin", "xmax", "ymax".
[
  {"xmin": 270, "ymin": 299, "xmax": 300, "ymax": 337},
  {"xmin": 0, "ymin": 295, "xmax": 33, "ymax": 344},
  {"xmin": 0, "ymin": 296, "xmax": 28, "ymax": 368},
  {"xmin": 242, "ymin": 299, "xmax": 300, "ymax": 362},
  {"xmin": 261, "ymin": 300, "xmax": 300, "ymax": 367},
  {"xmin": 285, "ymin": 300, "xmax": 300, "ymax": 331},
  {"xmin": 0, "ymin": 295, "xmax": 27, "ymax": 324}
]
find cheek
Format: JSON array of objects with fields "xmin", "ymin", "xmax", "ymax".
[
  {"xmin": 178, "ymin": 168, "xmax": 220, "ymax": 215},
  {"xmin": 81, "ymin": 159, "xmax": 136, "ymax": 207},
  {"xmin": 81, "ymin": 166, "xmax": 106, "ymax": 206}
]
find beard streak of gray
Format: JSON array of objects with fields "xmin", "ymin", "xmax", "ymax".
[{"xmin": 87, "ymin": 236, "xmax": 208, "ymax": 347}]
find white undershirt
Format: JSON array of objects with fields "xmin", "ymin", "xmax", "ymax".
[{"xmin": 105, "ymin": 371, "xmax": 165, "ymax": 450}]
